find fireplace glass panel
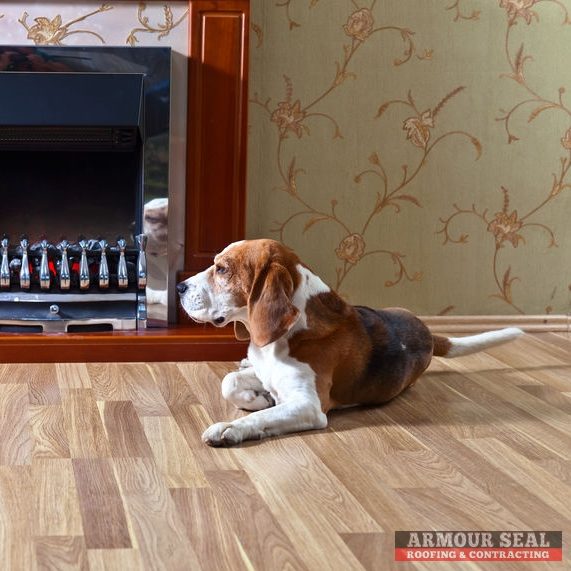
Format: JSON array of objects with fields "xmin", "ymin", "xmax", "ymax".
[
  {"xmin": 0, "ymin": 149, "xmax": 140, "ymax": 244},
  {"xmin": 0, "ymin": 46, "xmax": 171, "ymax": 328}
]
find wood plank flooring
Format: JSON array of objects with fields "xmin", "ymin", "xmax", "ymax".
[{"xmin": 0, "ymin": 331, "xmax": 569, "ymax": 570}]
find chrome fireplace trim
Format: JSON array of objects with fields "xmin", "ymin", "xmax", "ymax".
[
  {"xmin": 0, "ymin": 291, "xmax": 146, "ymax": 333},
  {"xmin": 0, "ymin": 292, "xmax": 137, "ymax": 303},
  {"xmin": 0, "ymin": 318, "xmax": 138, "ymax": 334}
]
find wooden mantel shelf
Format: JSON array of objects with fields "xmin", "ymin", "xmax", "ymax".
[{"xmin": 0, "ymin": 326, "xmax": 247, "ymax": 363}]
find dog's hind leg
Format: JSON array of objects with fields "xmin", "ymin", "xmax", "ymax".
[{"xmin": 221, "ymin": 368, "xmax": 274, "ymax": 411}]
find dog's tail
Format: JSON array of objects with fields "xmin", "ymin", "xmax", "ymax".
[{"xmin": 432, "ymin": 327, "xmax": 523, "ymax": 358}]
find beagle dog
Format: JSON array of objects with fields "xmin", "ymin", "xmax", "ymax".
[{"xmin": 177, "ymin": 239, "xmax": 523, "ymax": 447}]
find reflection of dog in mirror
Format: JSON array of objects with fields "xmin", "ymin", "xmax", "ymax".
[{"xmin": 143, "ymin": 198, "xmax": 168, "ymax": 306}]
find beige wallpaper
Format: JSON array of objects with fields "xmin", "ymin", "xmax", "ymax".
[
  {"xmin": 1, "ymin": 1, "xmax": 570, "ymax": 317},
  {"xmin": 247, "ymin": 0, "xmax": 571, "ymax": 317}
]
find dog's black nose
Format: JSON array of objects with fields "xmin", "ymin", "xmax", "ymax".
[{"xmin": 176, "ymin": 283, "xmax": 188, "ymax": 294}]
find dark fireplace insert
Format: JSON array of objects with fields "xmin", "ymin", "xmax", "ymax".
[{"xmin": 0, "ymin": 46, "xmax": 171, "ymax": 332}]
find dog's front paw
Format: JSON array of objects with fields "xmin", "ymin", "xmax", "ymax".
[
  {"xmin": 202, "ymin": 422, "xmax": 243, "ymax": 447},
  {"xmin": 239, "ymin": 358, "xmax": 252, "ymax": 370}
]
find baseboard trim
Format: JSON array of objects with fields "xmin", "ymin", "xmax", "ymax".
[{"xmin": 420, "ymin": 314, "xmax": 570, "ymax": 334}]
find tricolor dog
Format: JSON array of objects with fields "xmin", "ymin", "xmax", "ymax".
[{"xmin": 177, "ymin": 239, "xmax": 522, "ymax": 447}]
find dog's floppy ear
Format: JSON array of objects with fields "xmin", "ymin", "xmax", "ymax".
[
  {"xmin": 248, "ymin": 262, "xmax": 299, "ymax": 347},
  {"xmin": 233, "ymin": 321, "xmax": 250, "ymax": 341}
]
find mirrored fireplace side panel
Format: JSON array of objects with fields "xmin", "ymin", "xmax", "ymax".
[{"xmin": 0, "ymin": 46, "xmax": 172, "ymax": 330}]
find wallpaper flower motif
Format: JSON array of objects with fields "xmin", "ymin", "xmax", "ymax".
[
  {"xmin": 487, "ymin": 205, "xmax": 525, "ymax": 249},
  {"xmin": 500, "ymin": 0, "xmax": 538, "ymax": 24},
  {"xmin": 271, "ymin": 100, "xmax": 308, "ymax": 138},
  {"xmin": 343, "ymin": 8, "xmax": 374, "ymax": 41},
  {"xmin": 19, "ymin": 4, "xmax": 113, "ymax": 45},
  {"xmin": 336, "ymin": 234, "xmax": 366, "ymax": 264},
  {"xmin": 403, "ymin": 110, "xmax": 434, "ymax": 149}
]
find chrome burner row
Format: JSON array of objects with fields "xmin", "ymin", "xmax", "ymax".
[{"xmin": 0, "ymin": 235, "xmax": 147, "ymax": 291}]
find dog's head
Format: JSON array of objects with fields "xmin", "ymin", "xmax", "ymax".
[{"xmin": 177, "ymin": 239, "xmax": 301, "ymax": 346}]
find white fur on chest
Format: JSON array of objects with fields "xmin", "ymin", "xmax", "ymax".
[{"xmin": 242, "ymin": 264, "xmax": 328, "ymax": 406}]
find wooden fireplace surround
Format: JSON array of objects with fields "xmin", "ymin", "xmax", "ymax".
[{"xmin": 0, "ymin": 0, "xmax": 250, "ymax": 363}]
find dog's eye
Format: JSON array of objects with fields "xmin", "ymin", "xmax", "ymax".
[{"xmin": 215, "ymin": 264, "xmax": 228, "ymax": 275}]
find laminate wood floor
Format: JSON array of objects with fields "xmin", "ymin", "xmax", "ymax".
[{"xmin": 0, "ymin": 332, "xmax": 569, "ymax": 570}]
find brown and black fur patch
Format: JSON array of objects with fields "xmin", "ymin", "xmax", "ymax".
[
  {"xmin": 349, "ymin": 307, "xmax": 433, "ymax": 403},
  {"xmin": 289, "ymin": 296, "xmax": 435, "ymax": 411}
]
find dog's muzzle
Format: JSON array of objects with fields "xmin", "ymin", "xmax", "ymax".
[{"xmin": 176, "ymin": 281, "xmax": 206, "ymax": 311}]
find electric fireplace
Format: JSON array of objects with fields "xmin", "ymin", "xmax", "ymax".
[{"xmin": 0, "ymin": 46, "xmax": 171, "ymax": 332}]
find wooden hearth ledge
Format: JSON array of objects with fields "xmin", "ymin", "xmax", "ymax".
[{"xmin": 0, "ymin": 325, "xmax": 247, "ymax": 363}]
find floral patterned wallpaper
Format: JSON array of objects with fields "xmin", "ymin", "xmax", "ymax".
[
  {"xmin": 247, "ymin": 0, "xmax": 571, "ymax": 316},
  {"xmin": 1, "ymin": 1, "xmax": 570, "ymax": 317},
  {"xmin": 0, "ymin": 3, "xmax": 188, "ymax": 48}
]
